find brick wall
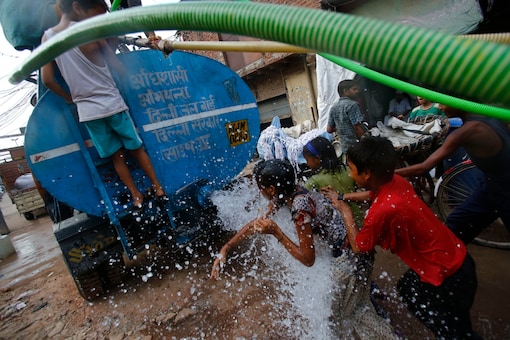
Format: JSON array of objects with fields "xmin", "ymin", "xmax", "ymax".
[
  {"xmin": 248, "ymin": 69, "xmax": 286, "ymax": 102},
  {"xmin": 178, "ymin": 31, "xmax": 226, "ymax": 63}
]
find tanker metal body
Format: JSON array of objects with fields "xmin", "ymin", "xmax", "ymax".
[{"xmin": 25, "ymin": 49, "xmax": 260, "ymax": 300}]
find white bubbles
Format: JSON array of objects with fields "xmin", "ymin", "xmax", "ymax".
[{"xmin": 141, "ymin": 273, "xmax": 151, "ymax": 282}]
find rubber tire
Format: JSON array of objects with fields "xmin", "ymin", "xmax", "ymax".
[{"xmin": 436, "ymin": 162, "xmax": 510, "ymax": 250}]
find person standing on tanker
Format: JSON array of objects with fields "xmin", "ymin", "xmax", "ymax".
[
  {"xmin": 322, "ymin": 136, "xmax": 480, "ymax": 339},
  {"xmin": 210, "ymin": 159, "xmax": 396, "ymax": 339},
  {"xmin": 326, "ymin": 79, "xmax": 367, "ymax": 152},
  {"xmin": 40, "ymin": 0, "xmax": 167, "ymax": 209},
  {"xmin": 395, "ymin": 104, "xmax": 510, "ymax": 244}
]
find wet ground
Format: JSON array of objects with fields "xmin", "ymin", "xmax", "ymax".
[{"xmin": 1, "ymin": 191, "xmax": 509, "ymax": 339}]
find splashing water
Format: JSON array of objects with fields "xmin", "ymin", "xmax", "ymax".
[{"xmin": 211, "ymin": 178, "xmax": 334, "ymax": 339}]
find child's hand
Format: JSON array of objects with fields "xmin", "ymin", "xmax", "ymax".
[
  {"xmin": 321, "ymin": 187, "xmax": 351, "ymax": 214},
  {"xmin": 210, "ymin": 250, "xmax": 227, "ymax": 280},
  {"xmin": 321, "ymin": 186, "xmax": 338, "ymax": 202},
  {"xmin": 147, "ymin": 34, "xmax": 162, "ymax": 49},
  {"xmin": 333, "ymin": 199, "xmax": 352, "ymax": 216},
  {"xmin": 252, "ymin": 217, "xmax": 279, "ymax": 235}
]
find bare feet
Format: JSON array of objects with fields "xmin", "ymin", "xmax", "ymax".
[
  {"xmin": 133, "ymin": 193, "xmax": 144, "ymax": 209},
  {"xmin": 154, "ymin": 186, "xmax": 166, "ymax": 197},
  {"xmin": 153, "ymin": 186, "xmax": 169, "ymax": 202}
]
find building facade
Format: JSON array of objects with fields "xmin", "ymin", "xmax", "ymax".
[{"xmin": 177, "ymin": 0, "xmax": 323, "ymax": 130}]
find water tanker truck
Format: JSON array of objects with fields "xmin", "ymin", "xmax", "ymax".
[{"xmin": 25, "ymin": 49, "xmax": 260, "ymax": 300}]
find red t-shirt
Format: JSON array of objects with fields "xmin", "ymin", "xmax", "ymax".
[{"xmin": 356, "ymin": 175, "xmax": 466, "ymax": 286}]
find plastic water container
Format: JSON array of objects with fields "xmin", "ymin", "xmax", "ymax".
[{"xmin": 0, "ymin": 234, "xmax": 15, "ymax": 259}]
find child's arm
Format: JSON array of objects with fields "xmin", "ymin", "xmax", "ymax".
[
  {"xmin": 210, "ymin": 219, "xmax": 258, "ymax": 280},
  {"xmin": 278, "ymin": 216, "xmax": 315, "ymax": 267},
  {"xmin": 343, "ymin": 190, "xmax": 371, "ymax": 202},
  {"xmin": 252, "ymin": 216, "xmax": 315, "ymax": 266},
  {"xmin": 40, "ymin": 34, "xmax": 73, "ymax": 103},
  {"xmin": 41, "ymin": 60, "xmax": 73, "ymax": 104},
  {"xmin": 395, "ymin": 129, "xmax": 462, "ymax": 177},
  {"xmin": 321, "ymin": 188, "xmax": 362, "ymax": 253},
  {"xmin": 210, "ymin": 216, "xmax": 315, "ymax": 280},
  {"xmin": 335, "ymin": 200, "xmax": 362, "ymax": 253},
  {"xmin": 321, "ymin": 186, "xmax": 371, "ymax": 203}
]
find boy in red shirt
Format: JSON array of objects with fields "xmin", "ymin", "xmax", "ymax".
[{"xmin": 322, "ymin": 136, "xmax": 480, "ymax": 339}]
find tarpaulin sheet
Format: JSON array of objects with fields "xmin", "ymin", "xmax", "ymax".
[{"xmin": 0, "ymin": 0, "xmax": 58, "ymax": 51}]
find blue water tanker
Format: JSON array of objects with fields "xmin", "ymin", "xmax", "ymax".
[{"xmin": 24, "ymin": 50, "xmax": 260, "ymax": 300}]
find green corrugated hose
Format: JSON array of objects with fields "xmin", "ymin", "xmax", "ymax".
[
  {"xmin": 110, "ymin": 0, "xmax": 122, "ymax": 12},
  {"xmin": 321, "ymin": 54, "xmax": 510, "ymax": 119},
  {"xmin": 9, "ymin": 2, "xmax": 510, "ymax": 119}
]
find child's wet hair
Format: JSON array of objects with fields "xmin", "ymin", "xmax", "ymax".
[
  {"xmin": 253, "ymin": 159, "xmax": 296, "ymax": 197},
  {"xmin": 302, "ymin": 136, "xmax": 342, "ymax": 172},
  {"xmin": 346, "ymin": 136, "xmax": 397, "ymax": 181}
]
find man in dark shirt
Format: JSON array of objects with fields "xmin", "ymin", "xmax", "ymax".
[{"xmin": 395, "ymin": 105, "xmax": 510, "ymax": 243}]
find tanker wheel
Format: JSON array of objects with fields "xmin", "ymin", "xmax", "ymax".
[
  {"xmin": 103, "ymin": 253, "xmax": 127, "ymax": 286},
  {"xmin": 74, "ymin": 269, "xmax": 104, "ymax": 301}
]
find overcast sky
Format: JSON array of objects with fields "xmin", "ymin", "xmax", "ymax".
[
  {"xmin": 0, "ymin": 29, "xmax": 33, "ymax": 149},
  {"xmin": 0, "ymin": 0, "xmax": 179, "ymax": 150}
]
